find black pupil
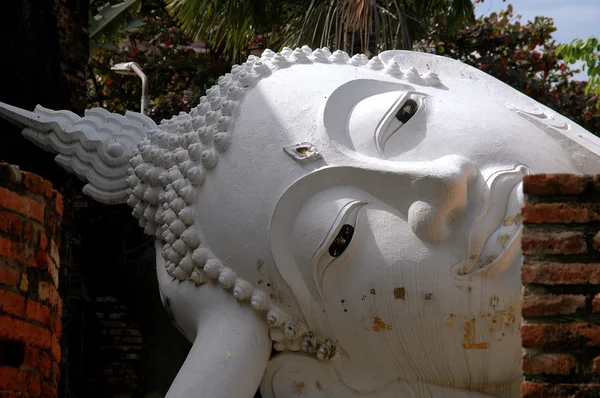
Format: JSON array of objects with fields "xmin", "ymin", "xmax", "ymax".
[
  {"xmin": 328, "ymin": 224, "xmax": 355, "ymax": 257},
  {"xmin": 395, "ymin": 98, "xmax": 418, "ymax": 123}
]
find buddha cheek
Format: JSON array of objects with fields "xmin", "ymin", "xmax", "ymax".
[
  {"xmin": 319, "ymin": 210, "xmax": 444, "ymax": 378},
  {"xmin": 318, "ymin": 207, "xmax": 521, "ymax": 387}
]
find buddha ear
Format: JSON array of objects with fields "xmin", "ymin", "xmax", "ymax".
[
  {"xmin": 0, "ymin": 102, "xmax": 154, "ymax": 204},
  {"xmin": 452, "ymin": 166, "xmax": 527, "ymax": 278}
]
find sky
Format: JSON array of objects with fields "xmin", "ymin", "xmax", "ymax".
[{"xmin": 474, "ymin": 0, "xmax": 600, "ymax": 79}]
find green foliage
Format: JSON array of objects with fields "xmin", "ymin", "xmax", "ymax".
[
  {"xmin": 415, "ymin": 4, "xmax": 600, "ymax": 135},
  {"xmin": 281, "ymin": 0, "xmax": 475, "ymax": 55},
  {"xmin": 557, "ymin": 38, "xmax": 600, "ymax": 103},
  {"xmin": 165, "ymin": 0, "xmax": 475, "ymax": 62},
  {"xmin": 89, "ymin": 0, "xmax": 145, "ymax": 56},
  {"xmin": 165, "ymin": 0, "xmax": 286, "ymax": 63},
  {"xmin": 87, "ymin": 0, "xmax": 226, "ymax": 122}
]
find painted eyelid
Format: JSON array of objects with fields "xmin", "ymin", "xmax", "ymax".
[
  {"xmin": 375, "ymin": 92, "xmax": 426, "ymax": 156},
  {"xmin": 312, "ymin": 200, "xmax": 367, "ymax": 302}
]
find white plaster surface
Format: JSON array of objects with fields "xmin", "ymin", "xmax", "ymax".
[{"xmin": 2, "ymin": 48, "xmax": 600, "ymax": 397}]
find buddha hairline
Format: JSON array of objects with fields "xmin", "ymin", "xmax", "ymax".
[{"xmin": 124, "ymin": 45, "xmax": 441, "ymax": 361}]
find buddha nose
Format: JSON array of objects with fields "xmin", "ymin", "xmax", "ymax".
[{"xmin": 404, "ymin": 155, "xmax": 479, "ymax": 243}]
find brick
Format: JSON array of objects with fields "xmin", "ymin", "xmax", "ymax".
[
  {"xmin": 25, "ymin": 299, "xmax": 55, "ymax": 328},
  {"xmin": 42, "ymin": 380, "xmax": 58, "ymax": 398},
  {"xmin": 0, "ymin": 367, "xmax": 27, "ymax": 394},
  {"xmin": 522, "ymin": 202, "xmax": 595, "ymax": 224},
  {"xmin": 50, "ymin": 361, "xmax": 60, "ymax": 385},
  {"xmin": 0, "ymin": 163, "xmax": 21, "ymax": 184},
  {"xmin": 49, "ymin": 240, "xmax": 59, "ymax": 268},
  {"xmin": 0, "ymin": 289, "xmax": 26, "ymax": 317},
  {"xmin": 0, "ymin": 187, "xmax": 44, "ymax": 222},
  {"xmin": 38, "ymin": 231, "xmax": 48, "ymax": 251},
  {"xmin": 522, "ymin": 322, "xmax": 600, "ymax": 348},
  {"xmin": 522, "ymin": 294, "xmax": 585, "ymax": 317},
  {"xmin": 593, "ymin": 294, "xmax": 600, "ymax": 313},
  {"xmin": 521, "ymin": 231, "xmax": 586, "ymax": 255},
  {"xmin": 50, "ymin": 336, "xmax": 61, "ymax": 362},
  {"xmin": 593, "ymin": 356, "xmax": 600, "ymax": 375},
  {"xmin": 0, "ymin": 237, "xmax": 25, "ymax": 264},
  {"xmin": 523, "ymin": 174, "xmax": 591, "ymax": 196},
  {"xmin": 521, "ymin": 382, "xmax": 600, "ymax": 398},
  {"xmin": 0, "ymin": 315, "xmax": 51, "ymax": 350},
  {"xmin": 23, "ymin": 345, "xmax": 51, "ymax": 378},
  {"xmin": 0, "ymin": 366, "xmax": 41, "ymax": 396},
  {"xmin": 21, "ymin": 171, "xmax": 54, "ymax": 198},
  {"xmin": 32, "ymin": 250, "xmax": 51, "ymax": 270},
  {"xmin": 38, "ymin": 281, "xmax": 60, "ymax": 309},
  {"xmin": 522, "ymin": 261, "xmax": 600, "ymax": 285},
  {"xmin": 19, "ymin": 273, "xmax": 28, "ymax": 292},
  {"xmin": 0, "ymin": 212, "xmax": 34, "ymax": 240},
  {"xmin": 52, "ymin": 191, "xmax": 63, "ymax": 219},
  {"xmin": 26, "ymin": 371, "xmax": 41, "ymax": 396},
  {"xmin": 0, "ymin": 264, "xmax": 19, "ymax": 286},
  {"xmin": 522, "ymin": 353, "xmax": 578, "ymax": 375}
]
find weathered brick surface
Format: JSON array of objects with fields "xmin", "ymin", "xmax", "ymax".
[
  {"xmin": 521, "ymin": 231, "xmax": 586, "ymax": 255},
  {"xmin": 522, "ymin": 202, "xmax": 600, "ymax": 224},
  {"xmin": 521, "ymin": 382, "xmax": 600, "ymax": 398},
  {"xmin": 523, "ymin": 174, "xmax": 592, "ymax": 196},
  {"xmin": 522, "ymin": 353, "xmax": 578, "ymax": 375},
  {"xmin": 0, "ymin": 163, "xmax": 62, "ymax": 397},
  {"xmin": 522, "ymin": 261, "xmax": 600, "ymax": 285},
  {"xmin": 522, "ymin": 174, "xmax": 600, "ymax": 396},
  {"xmin": 521, "ymin": 294, "xmax": 585, "ymax": 317}
]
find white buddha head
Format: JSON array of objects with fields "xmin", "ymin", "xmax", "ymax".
[
  {"xmin": 4, "ymin": 45, "xmax": 599, "ymax": 397},
  {"xmin": 131, "ymin": 47, "xmax": 600, "ymax": 395}
]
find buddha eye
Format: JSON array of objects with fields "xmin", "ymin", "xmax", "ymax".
[
  {"xmin": 328, "ymin": 224, "xmax": 355, "ymax": 257},
  {"xmin": 395, "ymin": 98, "xmax": 418, "ymax": 123}
]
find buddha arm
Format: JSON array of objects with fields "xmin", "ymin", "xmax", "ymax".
[{"xmin": 156, "ymin": 250, "xmax": 271, "ymax": 398}]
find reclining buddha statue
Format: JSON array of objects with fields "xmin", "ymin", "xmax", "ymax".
[{"xmin": 2, "ymin": 46, "xmax": 600, "ymax": 398}]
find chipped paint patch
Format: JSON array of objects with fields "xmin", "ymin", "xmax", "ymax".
[
  {"xmin": 476, "ymin": 254, "xmax": 498, "ymax": 269},
  {"xmin": 496, "ymin": 233, "xmax": 511, "ymax": 248},
  {"xmin": 315, "ymin": 380, "xmax": 323, "ymax": 392},
  {"xmin": 503, "ymin": 214, "xmax": 522, "ymax": 227},
  {"xmin": 394, "ymin": 287, "xmax": 406, "ymax": 300},
  {"xmin": 424, "ymin": 292, "xmax": 433, "ymax": 300},
  {"xmin": 494, "ymin": 307, "xmax": 516, "ymax": 326},
  {"xmin": 491, "ymin": 295, "xmax": 499, "ymax": 308},
  {"xmin": 369, "ymin": 288, "xmax": 377, "ymax": 295},
  {"xmin": 372, "ymin": 316, "xmax": 393, "ymax": 332},
  {"xmin": 462, "ymin": 319, "xmax": 489, "ymax": 350},
  {"xmin": 292, "ymin": 381, "xmax": 307, "ymax": 395}
]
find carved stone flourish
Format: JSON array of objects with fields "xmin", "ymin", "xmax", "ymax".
[{"xmin": 3, "ymin": 45, "xmax": 600, "ymax": 398}]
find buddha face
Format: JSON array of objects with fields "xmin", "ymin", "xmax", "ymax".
[{"xmin": 154, "ymin": 50, "xmax": 597, "ymax": 396}]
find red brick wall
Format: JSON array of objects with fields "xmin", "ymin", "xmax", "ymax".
[
  {"xmin": 521, "ymin": 174, "xmax": 600, "ymax": 397},
  {"xmin": 0, "ymin": 164, "xmax": 63, "ymax": 397}
]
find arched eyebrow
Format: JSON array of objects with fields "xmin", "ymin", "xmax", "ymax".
[{"xmin": 323, "ymin": 78, "xmax": 414, "ymax": 151}]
